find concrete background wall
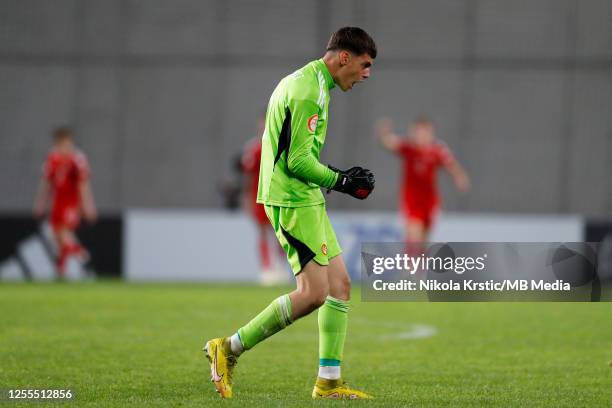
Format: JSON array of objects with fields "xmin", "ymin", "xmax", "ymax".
[{"xmin": 0, "ymin": 0, "xmax": 610, "ymax": 216}]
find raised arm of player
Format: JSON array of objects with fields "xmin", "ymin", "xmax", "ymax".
[
  {"xmin": 375, "ymin": 117, "xmax": 402, "ymax": 153},
  {"xmin": 444, "ymin": 156, "xmax": 471, "ymax": 193},
  {"xmin": 285, "ymin": 98, "xmax": 338, "ymax": 189}
]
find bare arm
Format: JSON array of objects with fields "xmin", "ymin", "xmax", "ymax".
[
  {"xmin": 33, "ymin": 178, "xmax": 50, "ymax": 218},
  {"xmin": 239, "ymin": 146, "xmax": 258, "ymax": 212},
  {"xmin": 240, "ymin": 175, "xmax": 257, "ymax": 213},
  {"xmin": 375, "ymin": 118, "xmax": 402, "ymax": 153},
  {"xmin": 79, "ymin": 181, "xmax": 97, "ymax": 222},
  {"xmin": 445, "ymin": 160, "xmax": 471, "ymax": 192}
]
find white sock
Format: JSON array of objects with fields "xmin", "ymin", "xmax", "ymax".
[
  {"xmin": 230, "ymin": 333, "xmax": 244, "ymax": 356},
  {"xmin": 318, "ymin": 365, "xmax": 341, "ymax": 380}
]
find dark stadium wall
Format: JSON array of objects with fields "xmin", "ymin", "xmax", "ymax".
[
  {"xmin": 77, "ymin": 217, "xmax": 123, "ymax": 277},
  {"xmin": 585, "ymin": 220, "xmax": 612, "ymax": 243}
]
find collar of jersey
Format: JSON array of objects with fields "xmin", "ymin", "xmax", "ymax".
[{"xmin": 315, "ymin": 59, "xmax": 335, "ymax": 90}]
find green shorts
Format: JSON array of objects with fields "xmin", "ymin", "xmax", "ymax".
[{"xmin": 264, "ymin": 204, "xmax": 342, "ymax": 275}]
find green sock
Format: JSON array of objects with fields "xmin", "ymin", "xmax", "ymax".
[
  {"xmin": 236, "ymin": 294, "xmax": 292, "ymax": 350},
  {"xmin": 318, "ymin": 296, "xmax": 349, "ymax": 368}
]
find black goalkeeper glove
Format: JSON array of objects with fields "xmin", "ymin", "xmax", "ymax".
[{"xmin": 328, "ymin": 165, "xmax": 375, "ymax": 200}]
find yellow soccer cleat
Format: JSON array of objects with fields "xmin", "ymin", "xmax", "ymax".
[
  {"xmin": 312, "ymin": 377, "xmax": 373, "ymax": 399},
  {"xmin": 203, "ymin": 337, "xmax": 237, "ymax": 398}
]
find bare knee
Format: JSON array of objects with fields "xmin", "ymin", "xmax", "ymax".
[
  {"xmin": 407, "ymin": 219, "xmax": 425, "ymax": 242},
  {"xmin": 297, "ymin": 284, "xmax": 328, "ymax": 313},
  {"xmin": 310, "ymin": 285, "xmax": 329, "ymax": 310},
  {"xmin": 292, "ymin": 262, "xmax": 331, "ymax": 317},
  {"xmin": 330, "ymin": 273, "xmax": 351, "ymax": 301},
  {"xmin": 54, "ymin": 228, "xmax": 71, "ymax": 247},
  {"xmin": 338, "ymin": 275, "xmax": 352, "ymax": 300},
  {"xmin": 327, "ymin": 256, "xmax": 352, "ymax": 301}
]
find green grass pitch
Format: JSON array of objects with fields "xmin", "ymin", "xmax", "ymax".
[{"xmin": 1, "ymin": 282, "xmax": 610, "ymax": 407}]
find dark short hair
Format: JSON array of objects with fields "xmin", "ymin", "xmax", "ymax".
[
  {"xmin": 52, "ymin": 126, "xmax": 73, "ymax": 140},
  {"xmin": 413, "ymin": 115, "xmax": 434, "ymax": 126},
  {"xmin": 326, "ymin": 27, "xmax": 377, "ymax": 59}
]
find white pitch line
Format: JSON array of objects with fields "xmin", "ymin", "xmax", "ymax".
[
  {"xmin": 351, "ymin": 318, "xmax": 438, "ymax": 340},
  {"xmin": 381, "ymin": 324, "xmax": 438, "ymax": 340}
]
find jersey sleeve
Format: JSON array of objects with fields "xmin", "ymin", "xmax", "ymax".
[
  {"xmin": 285, "ymin": 96, "xmax": 337, "ymax": 189},
  {"xmin": 397, "ymin": 141, "xmax": 414, "ymax": 157}
]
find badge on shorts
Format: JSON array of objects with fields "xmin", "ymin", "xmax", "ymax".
[
  {"xmin": 321, "ymin": 243, "xmax": 328, "ymax": 255},
  {"xmin": 307, "ymin": 114, "xmax": 318, "ymax": 133}
]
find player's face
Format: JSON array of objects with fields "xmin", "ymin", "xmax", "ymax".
[
  {"xmin": 337, "ymin": 51, "xmax": 373, "ymax": 91},
  {"xmin": 410, "ymin": 123, "xmax": 435, "ymax": 146},
  {"xmin": 54, "ymin": 135, "xmax": 74, "ymax": 152}
]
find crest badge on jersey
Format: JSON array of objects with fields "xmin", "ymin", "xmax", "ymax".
[
  {"xmin": 307, "ymin": 114, "xmax": 319, "ymax": 133},
  {"xmin": 321, "ymin": 243, "xmax": 328, "ymax": 255}
]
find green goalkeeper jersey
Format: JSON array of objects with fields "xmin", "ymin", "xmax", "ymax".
[{"xmin": 257, "ymin": 59, "xmax": 339, "ymax": 207}]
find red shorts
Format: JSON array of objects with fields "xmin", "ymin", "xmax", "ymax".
[
  {"xmin": 401, "ymin": 198, "xmax": 439, "ymax": 229},
  {"xmin": 250, "ymin": 202, "xmax": 268, "ymax": 226},
  {"xmin": 50, "ymin": 206, "xmax": 81, "ymax": 231}
]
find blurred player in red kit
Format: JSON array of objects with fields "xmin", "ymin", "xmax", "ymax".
[
  {"xmin": 241, "ymin": 116, "xmax": 287, "ymax": 285},
  {"xmin": 376, "ymin": 116, "xmax": 470, "ymax": 243},
  {"xmin": 33, "ymin": 127, "xmax": 97, "ymax": 277}
]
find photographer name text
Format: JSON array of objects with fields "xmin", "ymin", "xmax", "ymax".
[{"xmin": 372, "ymin": 279, "xmax": 571, "ymax": 292}]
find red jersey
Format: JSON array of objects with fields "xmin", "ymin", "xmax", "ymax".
[
  {"xmin": 241, "ymin": 138, "xmax": 268, "ymax": 225},
  {"xmin": 44, "ymin": 149, "xmax": 90, "ymax": 213},
  {"xmin": 398, "ymin": 141, "xmax": 454, "ymax": 205},
  {"xmin": 241, "ymin": 138, "xmax": 262, "ymax": 203}
]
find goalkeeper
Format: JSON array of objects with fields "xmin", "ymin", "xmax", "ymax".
[{"xmin": 204, "ymin": 27, "xmax": 377, "ymax": 400}]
